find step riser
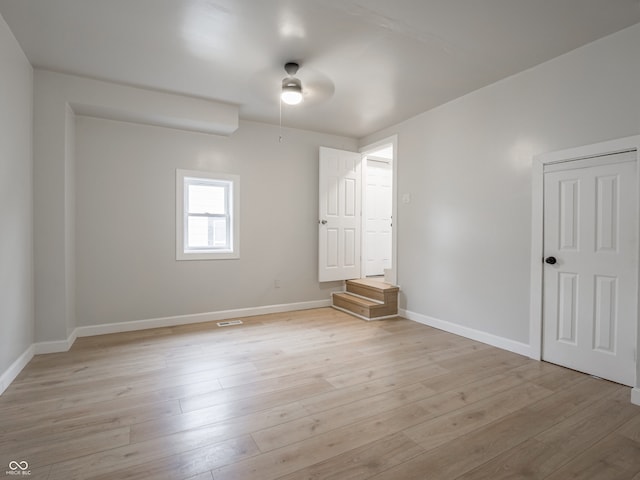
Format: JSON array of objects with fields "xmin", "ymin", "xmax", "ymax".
[
  {"xmin": 333, "ymin": 295, "xmax": 372, "ymax": 318},
  {"xmin": 332, "ymin": 292, "xmax": 398, "ymax": 319},
  {"xmin": 345, "ymin": 279, "xmax": 399, "ymax": 306},
  {"xmin": 369, "ymin": 304, "xmax": 399, "ymax": 318},
  {"xmin": 346, "ymin": 283, "xmax": 386, "ymax": 302},
  {"xmin": 331, "ymin": 305, "xmax": 398, "ymax": 322}
]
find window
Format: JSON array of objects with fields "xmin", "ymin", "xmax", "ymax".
[{"xmin": 176, "ymin": 169, "xmax": 239, "ymax": 260}]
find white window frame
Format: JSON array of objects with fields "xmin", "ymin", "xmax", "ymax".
[{"xmin": 176, "ymin": 169, "xmax": 240, "ymax": 260}]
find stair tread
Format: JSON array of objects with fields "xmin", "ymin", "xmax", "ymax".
[
  {"xmin": 346, "ymin": 278, "xmax": 399, "ymax": 292},
  {"xmin": 333, "ymin": 292, "xmax": 380, "ymax": 307}
]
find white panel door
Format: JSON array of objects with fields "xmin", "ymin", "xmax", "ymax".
[
  {"xmin": 543, "ymin": 154, "xmax": 638, "ymax": 386},
  {"xmin": 364, "ymin": 159, "xmax": 392, "ymax": 276},
  {"xmin": 319, "ymin": 147, "xmax": 361, "ymax": 282}
]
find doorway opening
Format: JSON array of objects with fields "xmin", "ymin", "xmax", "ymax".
[{"xmin": 360, "ymin": 136, "xmax": 398, "ymax": 285}]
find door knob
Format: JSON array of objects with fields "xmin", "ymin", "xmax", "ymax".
[
  {"xmin": 545, "ymin": 256, "xmax": 557, "ymax": 265},
  {"xmin": 319, "ymin": 219, "xmax": 327, "ymax": 225}
]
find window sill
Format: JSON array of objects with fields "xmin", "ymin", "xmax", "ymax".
[{"xmin": 177, "ymin": 250, "xmax": 240, "ymax": 261}]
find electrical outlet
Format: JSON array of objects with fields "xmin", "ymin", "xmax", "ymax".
[{"xmin": 274, "ymin": 279, "xmax": 281, "ymax": 288}]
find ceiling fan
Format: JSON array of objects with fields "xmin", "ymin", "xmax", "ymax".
[
  {"xmin": 249, "ymin": 60, "xmax": 335, "ymax": 108},
  {"xmin": 281, "ymin": 62, "xmax": 304, "ymax": 105}
]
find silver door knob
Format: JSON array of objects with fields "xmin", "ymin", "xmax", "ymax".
[{"xmin": 319, "ymin": 219, "xmax": 327, "ymax": 225}]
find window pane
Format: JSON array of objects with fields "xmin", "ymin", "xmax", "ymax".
[
  {"xmin": 188, "ymin": 184, "xmax": 226, "ymax": 214},
  {"xmin": 212, "ymin": 218, "xmax": 228, "ymax": 247},
  {"xmin": 187, "ymin": 216, "xmax": 229, "ymax": 249},
  {"xmin": 187, "ymin": 216, "xmax": 210, "ymax": 248}
]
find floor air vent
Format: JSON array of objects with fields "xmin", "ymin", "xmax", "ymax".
[{"xmin": 217, "ymin": 320, "xmax": 243, "ymax": 327}]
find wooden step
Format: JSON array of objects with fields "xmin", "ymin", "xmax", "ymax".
[
  {"xmin": 346, "ymin": 278, "xmax": 399, "ymax": 305},
  {"xmin": 332, "ymin": 292, "xmax": 398, "ymax": 320}
]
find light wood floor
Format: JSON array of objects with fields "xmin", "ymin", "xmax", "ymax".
[{"xmin": 2, "ymin": 308, "xmax": 640, "ymax": 480}]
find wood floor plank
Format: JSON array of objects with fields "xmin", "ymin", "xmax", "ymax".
[
  {"xmin": 457, "ymin": 437, "xmax": 572, "ymax": 480},
  {"xmin": 212, "ymin": 368, "xmax": 558, "ymax": 479},
  {"xmin": 324, "ymin": 357, "xmax": 449, "ymax": 389},
  {"xmin": 276, "ymin": 432, "xmax": 425, "ymax": 480},
  {"xmin": 212, "ymin": 401, "xmax": 435, "ymax": 480},
  {"xmin": 543, "ymin": 433, "xmax": 640, "ymax": 480},
  {"xmin": 219, "ymin": 342, "xmax": 444, "ymax": 389},
  {"xmin": 535, "ymin": 385, "xmax": 638, "ymax": 446},
  {"xmin": 47, "ymin": 431, "xmax": 259, "ymax": 480},
  {"xmin": 15, "ymin": 352, "xmax": 167, "ymax": 386},
  {"xmin": 0, "ymin": 425, "xmax": 130, "ymax": 469},
  {"xmin": 3, "ymin": 368, "xmax": 226, "ymax": 410},
  {"xmin": 175, "ymin": 380, "xmax": 333, "ymax": 424},
  {"xmin": 130, "ymin": 400, "xmax": 309, "ymax": 444},
  {"xmin": 249, "ymin": 347, "xmax": 366, "ymax": 376},
  {"xmin": 403, "ymin": 381, "xmax": 552, "ymax": 450},
  {"xmin": 617, "ymin": 411, "xmax": 640, "ymax": 444},
  {"xmin": 298, "ymin": 349, "xmax": 533, "ymax": 419},
  {"xmin": 0, "ymin": 396, "xmax": 181, "ymax": 437},
  {"xmin": 0, "ymin": 373, "xmax": 224, "ymax": 420},
  {"xmin": 436, "ymin": 346, "xmax": 528, "ymax": 371},
  {"xmin": 78, "ymin": 435, "xmax": 256, "ymax": 480},
  {"xmin": 368, "ymin": 376, "xmax": 621, "ymax": 480},
  {"xmin": 457, "ymin": 386, "xmax": 637, "ymax": 479},
  {"xmin": 185, "ymin": 472, "xmax": 214, "ymax": 480},
  {"xmin": 417, "ymin": 353, "xmax": 539, "ymax": 395},
  {"xmin": 0, "ymin": 399, "xmax": 180, "ymax": 446},
  {"xmin": 5, "ymin": 359, "xmax": 253, "ymax": 399},
  {"xmin": 252, "ymin": 382, "xmax": 435, "ymax": 452},
  {"xmin": 0, "ymin": 308, "xmax": 638, "ymax": 480},
  {"xmin": 411, "ymin": 369, "xmax": 549, "ymax": 424},
  {"xmin": 178, "ymin": 377, "xmax": 335, "ymax": 413},
  {"xmin": 298, "ymin": 366, "xmax": 440, "ymax": 415}
]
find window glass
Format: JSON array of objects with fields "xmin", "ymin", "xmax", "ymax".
[
  {"xmin": 176, "ymin": 169, "xmax": 239, "ymax": 260},
  {"xmin": 187, "ymin": 184, "xmax": 226, "ymax": 215}
]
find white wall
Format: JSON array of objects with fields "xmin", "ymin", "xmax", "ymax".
[
  {"xmin": 33, "ymin": 71, "xmax": 73, "ymax": 343},
  {"xmin": 64, "ymin": 104, "xmax": 76, "ymax": 337},
  {"xmin": 33, "ymin": 70, "xmax": 241, "ymax": 343},
  {"xmin": 362, "ymin": 23, "xmax": 640, "ymax": 348},
  {"xmin": 0, "ymin": 14, "xmax": 33, "ymax": 388},
  {"xmin": 75, "ymin": 118, "xmax": 355, "ymax": 326}
]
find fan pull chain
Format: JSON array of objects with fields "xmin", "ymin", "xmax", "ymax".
[{"xmin": 278, "ymin": 98, "xmax": 283, "ymax": 143}]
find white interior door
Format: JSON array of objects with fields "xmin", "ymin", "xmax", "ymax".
[
  {"xmin": 318, "ymin": 147, "xmax": 362, "ymax": 282},
  {"xmin": 543, "ymin": 152, "xmax": 638, "ymax": 386},
  {"xmin": 364, "ymin": 159, "xmax": 392, "ymax": 276}
]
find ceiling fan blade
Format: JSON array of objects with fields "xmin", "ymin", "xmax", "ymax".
[{"xmin": 298, "ymin": 67, "xmax": 335, "ymax": 106}]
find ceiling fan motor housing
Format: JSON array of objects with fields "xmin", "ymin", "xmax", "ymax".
[{"xmin": 284, "ymin": 62, "xmax": 299, "ymax": 76}]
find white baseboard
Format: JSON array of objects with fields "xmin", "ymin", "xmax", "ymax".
[
  {"xmin": 0, "ymin": 345, "xmax": 34, "ymax": 396},
  {"xmin": 33, "ymin": 328, "xmax": 78, "ymax": 355},
  {"xmin": 75, "ymin": 299, "xmax": 332, "ymax": 337},
  {"xmin": 632, "ymin": 388, "xmax": 640, "ymax": 406},
  {"xmin": 400, "ymin": 308, "xmax": 533, "ymax": 358},
  {"xmin": 0, "ymin": 299, "xmax": 331, "ymax": 396},
  {"xmin": 1, "ymin": 331, "xmax": 78, "ymax": 395}
]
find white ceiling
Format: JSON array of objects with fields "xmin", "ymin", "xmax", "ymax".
[{"xmin": 1, "ymin": 0, "xmax": 639, "ymax": 138}]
